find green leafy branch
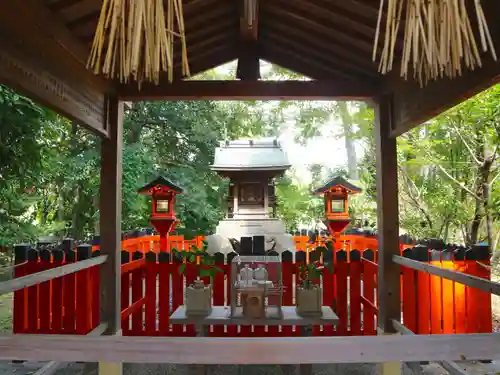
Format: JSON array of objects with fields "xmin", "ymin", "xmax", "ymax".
[{"xmin": 173, "ymin": 242, "xmax": 223, "ymax": 283}]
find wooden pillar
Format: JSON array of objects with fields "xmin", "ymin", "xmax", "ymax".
[
  {"xmin": 374, "ymin": 96, "xmax": 401, "ymax": 374},
  {"xmin": 99, "ymin": 96, "xmax": 124, "ymax": 375}
]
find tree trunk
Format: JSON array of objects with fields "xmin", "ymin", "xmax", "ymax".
[{"xmin": 337, "ymin": 102, "xmax": 358, "ymax": 180}]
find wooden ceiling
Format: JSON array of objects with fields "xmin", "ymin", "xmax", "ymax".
[{"xmin": 44, "ymin": 0, "xmax": 385, "ymax": 85}]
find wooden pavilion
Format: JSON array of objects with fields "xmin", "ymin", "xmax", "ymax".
[{"xmin": 1, "ymin": 1, "xmax": 500, "ymax": 374}]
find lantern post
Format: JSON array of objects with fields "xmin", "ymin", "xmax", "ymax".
[
  {"xmin": 313, "ymin": 176, "xmax": 362, "ymax": 246},
  {"xmin": 137, "ymin": 176, "xmax": 184, "ymax": 252}
]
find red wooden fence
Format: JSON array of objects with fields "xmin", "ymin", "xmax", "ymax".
[
  {"xmin": 400, "ymin": 245, "xmax": 492, "ymax": 334},
  {"xmin": 12, "ymin": 241, "xmax": 100, "ymax": 335},
  {"xmin": 118, "ymin": 249, "xmax": 378, "ymax": 337},
  {"xmin": 11, "ymin": 242, "xmax": 492, "ymax": 337}
]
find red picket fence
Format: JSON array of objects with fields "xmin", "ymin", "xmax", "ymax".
[
  {"xmin": 12, "ymin": 242, "xmax": 100, "ymax": 335},
  {"xmin": 119, "ymin": 249, "xmax": 378, "ymax": 337},
  {"xmin": 11, "ymin": 243, "xmax": 492, "ymax": 337},
  {"xmin": 400, "ymin": 245, "xmax": 492, "ymax": 334}
]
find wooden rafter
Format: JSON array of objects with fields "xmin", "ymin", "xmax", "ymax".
[
  {"xmin": 275, "ymin": 0, "xmax": 377, "ymax": 40},
  {"xmin": 260, "ymin": 41, "xmax": 369, "ymax": 82},
  {"xmin": 118, "ymin": 80, "xmax": 377, "ymax": 101},
  {"xmin": 261, "ymin": 18, "xmax": 376, "ymax": 72},
  {"xmin": 262, "ymin": 4, "xmax": 374, "ymax": 54},
  {"xmin": 260, "ymin": 30, "xmax": 380, "ymax": 80}
]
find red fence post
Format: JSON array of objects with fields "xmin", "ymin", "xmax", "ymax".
[
  {"xmin": 38, "ymin": 248, "xmax": 52, "ymax": 334},
  {"xmin": 335, "ymin": 250, "xmax": 348, "ymax": 335},
  {"xmin": 280, "ymin": 250, "xmax": 294, "ymax": 337},
  {"xmin": 145, "ymin": 252, "xmax": 158, "ymax": 336},
  {"xmin": 62, "ymin": 239, "xmax": 77, "ymax": 334},
  {"xmin": 349, "ymin": 250, "xmax": 362, "ymax": 336},
  {"xmin": 171, "ymin": 251, "xmax": 184, "ymax": 336},
  {"xmin": 441, "ymin": 251, "xmax": 455, "ymax": 334},
  {"xmin": 309, "ymin": 248, "xmax": 322, "ymax": 336},
  {"xmin": 90, "ymin": 249, "xmax": 101, "ymax": 330},
  {"xmin": 51, "ymin": 248, "xmax": 64, "ymax": 334},
  {"xmin": 226, "ymin": 252, "xmax": 238, "ymax": 337},
  {"xmin": 157, "ymin": 252, "xmax": 171, "ymax": 336},
  {"xmin": 13, "ymin": 244, "xmax": 29, "ymax": 334},
  {"xmin": 212, "ymin": 252, "xmax": 226, "ymax": 337},
  {"xmin": 473, "ymin": 244, "xmax": 492, "ymax": 334},
  {"xmin": 401, "ymin": 248, "xmax": 417, "ymax": 333},
  {"xmin": 452, "ymin": 248, "xmax": 467, "ymax": 334},
  {"xmin": 131, "ymin": 251, "xmax": 145, "ymax": 336},
  {"xmin": 120, "ymin": 250, "xmax": 131, "ymax": 335},
  {"xmin": 361, "ymin": 249, "xmax": 376, "ymax": 336},
  {"xmin": 322, "ymin": 246, "xmax": 335, "ymax": 336},
  {"xmin": 414, "ymin": 245, "xmax": 431, "ymax": 334},
  {"xmin": 76, "ymin": 244, "xmax": 92, "ymax": 334},
  {"xmin": 465, "ymin": 245, "xmax": 492, "ymax": 333},
  {"xmin": 26, "ymin": 248, "xmax": 39, "ymax": 333}
]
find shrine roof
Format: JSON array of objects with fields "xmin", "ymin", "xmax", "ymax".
[
  {"xmin": 211, "ymin": 138, "xmax": 291, "ymax": 172},
  {"xmin": 313, "ymin": 176, "xmax": 362, "ymax": 194},
  {"xmin": 137, "ymin": 176, "xmax": 184, "ymax": 195}
]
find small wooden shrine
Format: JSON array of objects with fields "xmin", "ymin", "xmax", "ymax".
[
  {"xmin": 210, "ymin": 138, "xmax": 294, "ymax": 251},
  {"xmin": 211, "ymin": 138, "xmax": 290, "ymax": 220}
]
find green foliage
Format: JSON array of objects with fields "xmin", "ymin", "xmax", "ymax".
[
  {"xmin": 397, "ymin": 85, "xmax": 500, "ymax": 245},
  {"xmin": 174, "ymin": 243, "xmax": 223, "ymax": 281},
  {"xmin": 296, "ymin": 246, "xmax": 333, "ymax": 289},
  {"xmin": 275, "ymin": 173, "xmax": 323, "ymax": 231}
]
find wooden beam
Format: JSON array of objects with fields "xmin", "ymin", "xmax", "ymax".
[
  {"xmin": 374, "ymin": 95, "xmax": 401, "ymax": 333},
  {"xmin": 0, "ymin": 1, "xmax": 111, "ymax": 137},
  {"xmin": 1, "ymin": 334, "xmax": 500, "ymax": 364},
  {"xmin": 99, "ymin": 97, "xmax": 123, "ymax": 335},
  {"xmin": 31, "ymin": 323, "xmax": 109, "ymax": 375},
  {"xmin": 236, "ymin": 40, "xmax": 260, "ymax": 80},
  {"xmin": 119, "ymin": 80, "xmax": 376, "ymax": 101},
  {"xmin": 0, "ymin": 256, "xmax": 107, "ymax": 296},
  {"xmin": 393, "ymin": 255, "xmax": 500, "ymax": 296},
  {"xmin": 392, "ymin": 320, "xmax": 471, "ymax": 375},
  {"xmin": 236, "ymin": 0, "xmax": 260, "ymax": 80},
  {"xmin": 389, "ymin": 0, "xmax": 500, "ymax": 137}
]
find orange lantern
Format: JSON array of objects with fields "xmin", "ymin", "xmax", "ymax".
[
  {"xmin": 313, "ymin": 176, "xmax": 361, "ymax": 236},
  {"xmin": 138, "ymin": 176, "xmax": 184, "ymax": 251}
]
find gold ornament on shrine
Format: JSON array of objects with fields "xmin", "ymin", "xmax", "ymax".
[
  {"xmin": 87, "ymin": 0, "xmax": 190, "ymax": 86},
  {"xmin": 373, "ymin": 0, "xmax": 497, "ymax": 86}
]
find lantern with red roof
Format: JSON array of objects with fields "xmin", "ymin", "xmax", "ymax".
[
  {"xmin": 313, "ymin": 176, "xmax": 362, "ymax": 236},
  {"xmin": 137, "ymin": 176, "xmax": 184, "ymax": 252}
]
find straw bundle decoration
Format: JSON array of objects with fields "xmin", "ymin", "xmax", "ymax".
[
  {"xmin": 373, "ymin": 0, "xmax": 497, "ymax": 86},
  {"xmin": 87, "ymin": 0, "xmax": 190, "ymax": 86}
]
